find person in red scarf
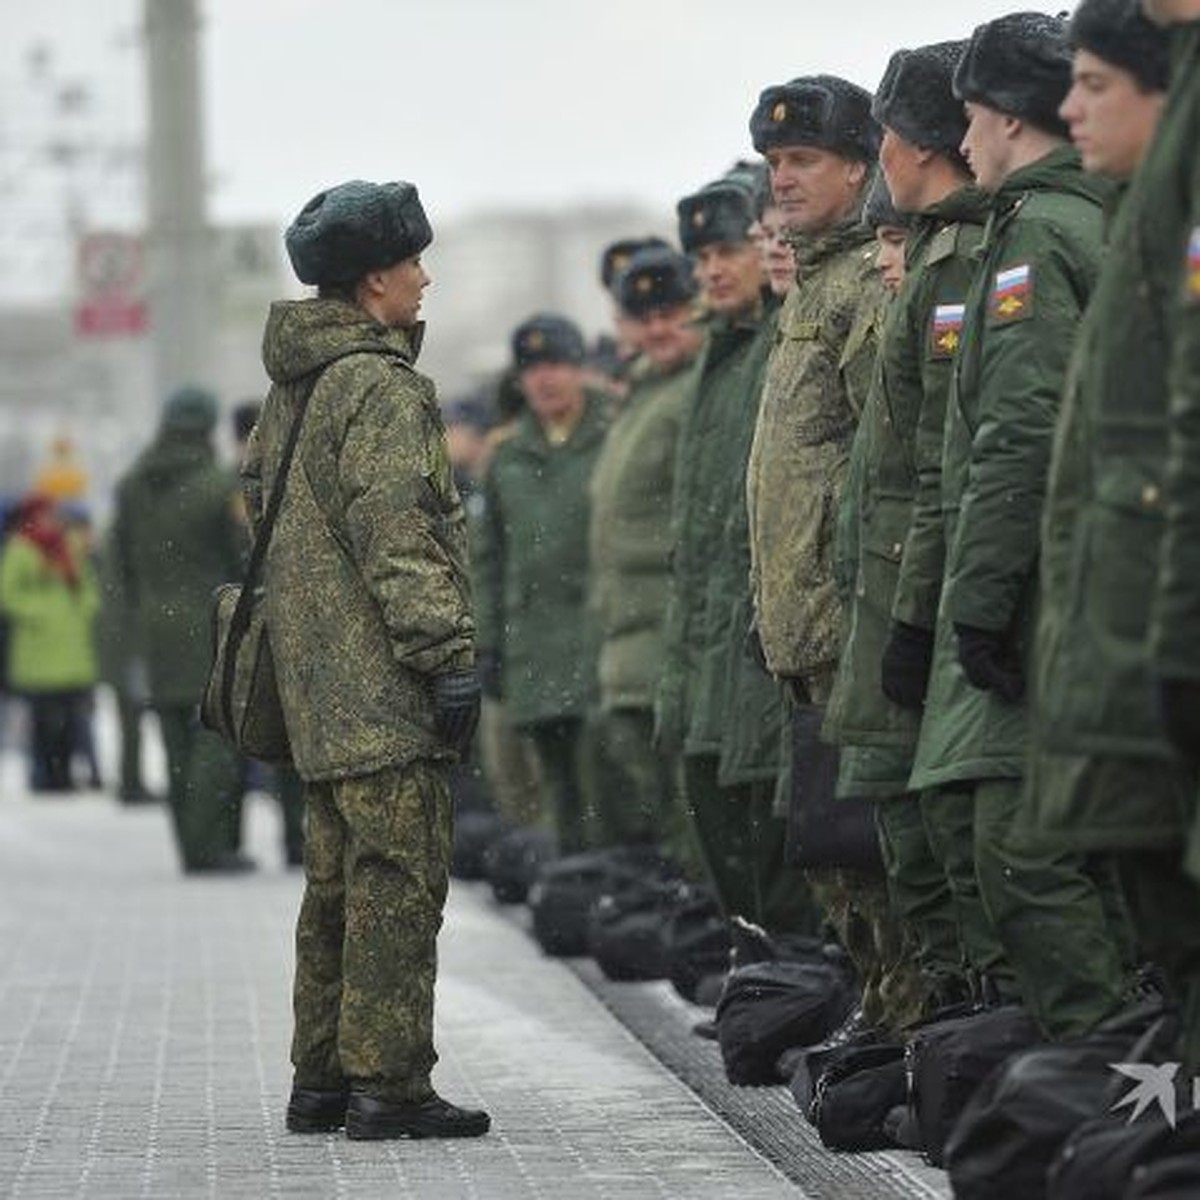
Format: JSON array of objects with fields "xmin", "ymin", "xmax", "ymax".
[{"xmin": 0, "ymin": 493, "xmax": 99, "ymax": 791}]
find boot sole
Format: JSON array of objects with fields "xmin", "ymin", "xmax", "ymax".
[{"xmin": 345, "ymin": 1116, "xmax": 490, "ymax": 1140}]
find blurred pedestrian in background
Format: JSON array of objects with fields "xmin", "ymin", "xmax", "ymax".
[
  {"xmin": 111, "ymin": 385, "xmax": 251, "ymax": 873},
  {"xmin": 0, "ymin": 492, "xmax": 99, "ymax": 792}
]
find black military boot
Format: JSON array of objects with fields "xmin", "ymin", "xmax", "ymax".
[
  {"xmin": 286, "ymin": 1087, "xmax": 349, "ymax": 1133},
  {"xmin": 345, "ymin": 1091, "xmax": 491, "ymax": 1140}
]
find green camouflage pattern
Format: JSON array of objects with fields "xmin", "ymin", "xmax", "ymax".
[
  {"xmin": 110, "ymin": 431, "xmax": 243, "ymax": 706},
  {"xmin": 291, "ymin": 761, "xmax": 452, "ymax": 1100},
  {"xmin": 909, "ymin": 150, "xmax": 1108, "ymax": 790},
  {"xmin": 246, "ymin": 298, "xmax": 473, "ymax": 782},
  {"xmin": 475, "ymin": 397, "xmax": 608, "ymax": 728},
  {"xmin": 589, "ymin": 351, "xmax": 699, "ymax": 712},
  {"xmin": 746, "ymin": 220, "xmax": 886, "ymax": 686}
]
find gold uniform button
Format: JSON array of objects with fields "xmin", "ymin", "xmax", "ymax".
[{"xmin": 1142, "ymin": 483, "xmax": 1161, "ymax": 507}]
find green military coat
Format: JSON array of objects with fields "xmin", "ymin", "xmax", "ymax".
[
  {"xmin": 656, "ymin": 297, "xmax": 780, "ymax": 783},
  {"xmin": 247, "ymin": 298, "xmax": 474, "ymax": 782},
  {"xmin": 476, "ymin": 395, "xmax": 608, "ymax": 728},
  {"xmin": 1152, "ymin": 26, "xmax": 1200, "ymax": 686},
  {"xmin": 909, "ymin": 148, "xmax": 1108, "ymax": 791},
  {"xmin": 589, "ymin": 351, "xmax": 700, "ymax": 712},
  {"xmin": 826, "ymin": 188, "xmax": 990, "ymax": 787},
  {"xmin": 746, "ymin": 221, "xmax": 886, "ymax": 693},
  {"xmin": 113, "ymin": 429, "xmax": 245, "ymax": 708}
]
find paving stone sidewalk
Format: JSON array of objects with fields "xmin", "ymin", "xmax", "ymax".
[{"xmin": 0, "ymin": 752, "xmax": 813, "ymax": 1200}]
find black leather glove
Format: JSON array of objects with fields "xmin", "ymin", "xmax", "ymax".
[
  {"xmin": 881, "ymin": 620, "xmax": 934, "ymax": 710},
  {"xmin": 433, "ymin": 670, "xmax": 482, "ymax": 756},
  {"xmin": 954, "ymin": 624, "xmax": 1023, "ymax": 702},
  {"xmin": 476, "ymin": 650, "xmax": 503, "ymax": 700},
  {"xmin": 1157, "ymin": 677, "xmax": 1200, "ymax": 764}
]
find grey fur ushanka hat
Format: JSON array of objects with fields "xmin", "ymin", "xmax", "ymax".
[
  {"xmin": 873, "ymin": 41, "xmax": 969, "ymax": 155},
  {"xmin": 750, "ymin": 75, "xmax": 879, "ymax": 161},
  {"xmin": 953, "ymin": 12, "xmax": 1073, "ymax": 139},
  {"xmin": 285, "ymin": 180, "xmax": 432, "ymax": 287}
]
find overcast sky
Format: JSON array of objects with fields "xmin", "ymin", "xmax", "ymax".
[{"xmin": 3, "ymin": 0, "xmax": 1059, "ymax": 235}]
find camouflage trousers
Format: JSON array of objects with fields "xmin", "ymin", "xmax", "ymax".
[
  {"xmin": 805, "ymin": 865, "xmax": 928, "ymax": 1035},
  {"xmin": 291, "ymin": 760, "xmax": 452, "ymax": 1102}
]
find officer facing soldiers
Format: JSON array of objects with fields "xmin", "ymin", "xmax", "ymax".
[
  {"xmin": 656, "ymin": 180, "xmax": 809, "ymax": 931},
  {"xmin": 588, "ymin": 246, "xmax": 703, "ymax": 852},
  {"xmin": 1030, "ymin": 0, "xmax": 1199, "ymax": 1062},
  {"xmin": 476, "ymin": 314, "xmax": 609, "ymax": 854},
  {"xmin": 747, "ymin": 75, "xmax": 924, "ymax": 1035},
  {"xmin": 248, "ymin": 179, "xmax": 486, "ymax": 1140},
  {"xmin": 901, "ymin": 14, "xmax": 1134, "ymax": 1036},
  {"xmin": 824, "ymin": 39, "xmax": 991, "ymax": 1017}
]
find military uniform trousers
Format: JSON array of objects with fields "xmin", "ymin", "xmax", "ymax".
[
  {"xmin": 479, "ymin": 697, "xmax": 545, "ymax": 828},
  {"xmin": 594, "ymin": 707, "xmax": 676, "ymax": 848},
  {"xmin": 933, "ymin": 775, "xmax": 1137, "ymax": 1038},
  {"xmin": 874, "ymin": 794, "xmax": 965, "ymax": 998},
  {"xmin": 291, "ymin": 760, "xmax": 452, "ymax": 1102},
  {"xmin": 156, "ymin": 705, "xmax": 243, "ymax": 870},
  {"xmin": 682, "ymin": 753, "xmax": 814, "ymax": 936},
  {"xmin": 1046, "ymin": 756, "xmax": 1200, "ymax": 1071},
  {"xmin": 527, "ymin": 717, "xmax": 593, "ymax": 854}
]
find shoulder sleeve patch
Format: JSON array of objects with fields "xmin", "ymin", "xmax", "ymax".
[
  {"xmin": 988, "ymin": 262, "xmax": 1034, "ymax": 324},
  {"xmin": 1186, "ymin": 226, "xmax": 1200, "ymax": 306},
  {"xmin": 929, "ymin": 302, "xmax": 966, "ymax": 360}
]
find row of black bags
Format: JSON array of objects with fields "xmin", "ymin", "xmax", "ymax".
[{"xmin": 452, "ymin": 815, "xmax": 735, "ymax": 1002}]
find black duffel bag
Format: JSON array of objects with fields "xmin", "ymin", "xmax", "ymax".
[
  {"xmin": 483, "ymin": 825, "xmax": 557, "ymax": 905},
  {"xmin": 946, "ymin": 1007, "xmax": 1178, "ymax": 1199},
  {"xmin": 1126, "ymin": 1110, "xmax": 1200, "ymax": 1199},
  {"xmin": 451, "ymin": 810, "xmax": 506, "ymax": 880},
  {"xmin": 529, "ymin": 845, "xmax": 675, "ymax": 958},
  {"xmin": 1046, "ymin": 1111, "xmax": 1179, "ymax": 1200},
  {"xmin": 944, "ymin": 1026, "xmax": 1151, "ymax": 1199},
  {"xmin": 663, "ymin": 885, "xmax": 731, "ymax": 1004},
  {"xmin": 810, "ymin": 1042, "xmax": 907, "ymax": 1152},
  {"xmin": 528, "ymin": 848, "xmax": 644, "ymax": 957},
  {"xmin": 906, "ymin": 1003, "xmax": 1041, "ymax": 1166},
  {"xmin": 784, "ymin": 703, "xmax": 882, "ymax": 872},
  {"xmin": 716, "ymin": 959, "xmax": 856, "ymax": 1086},
  {"xmin": 588, "ymin": 874, "xmax": 681, "ymax": 981}
]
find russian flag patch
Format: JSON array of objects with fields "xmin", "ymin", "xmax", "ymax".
[
  {"xmin": 929, "ymin": 302, "xmax": 966, "ymax": 360},
  {"xmin": 1187, "ymin": 227, "xmax": 1200, "ymax": 305},
  {"xmin": 990, "ymin": 263, "xmax": 1033, "ymax": 323}
]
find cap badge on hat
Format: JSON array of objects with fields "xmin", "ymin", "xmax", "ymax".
[
  {"xmin": 692, "ymin": 210, "xmax": 707, "ymax": 228},
  {"xmin": 989, "ymin": 263, "xmax": 1033, "ymax": 324},
  {"xmin": 772, "ymin": 101, "xmax": 787, "ymax": 122},
  {"xmin": 929, "ymin": 303, "xmax": 965, "ymax": 360},
  {"xmin": 525, "ymin": 330, "xmax": 545, "ymax": 351},
  {"xmin": 1186, "ymin": 227, "xmax": 1200, "ymax": 306},
  {"xmin": 612, "ymin": 252, "xmax": 630, "ymax": 274},
  {"xmin": 635, "ymin": 276, "xmax": 653, "ymax": 294}
]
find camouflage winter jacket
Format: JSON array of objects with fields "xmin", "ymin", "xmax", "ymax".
[
  {"xmin": 746, "ymin": 218, "xmax": 886, "ymax": 694},
  {"xmin": 245, "ymin": 298, "xmax": 473, "ymax": 782}
]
